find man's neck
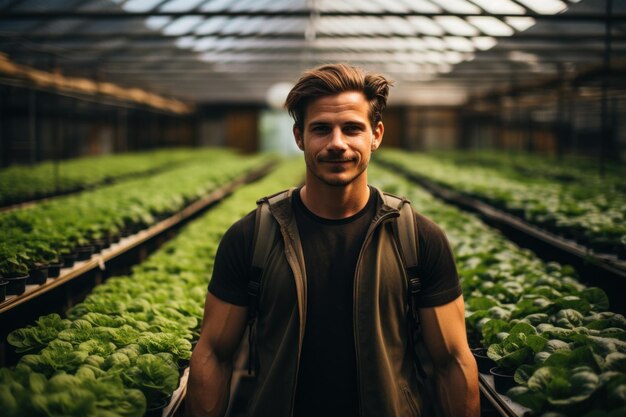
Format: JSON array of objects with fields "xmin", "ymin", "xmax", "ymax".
[{"xmin": 299, "ymin": 176, "xmax": 370, "ymax": 220}]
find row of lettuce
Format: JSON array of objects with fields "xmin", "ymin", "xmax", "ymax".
[
  {"xmin": 0, "ymin": 148, "xmax": 217, "ymax": 207},
  {"xmin": 0, "ymin": 149, "xmax": 272, "ymax": 286},
  {"xmin": 376, "ymin": 150, "xmax": 626, "ymax": 259},
  {"xmin": 2, "ymin": 155, "xmax": 622, "ymax": 416},
  {"xmin": 368, "ymin": 164, "xmax": 625, "ymax": 417},
  {"xmin": 0, "ymin": 158, "xmax": 304, "ymax": 417}
]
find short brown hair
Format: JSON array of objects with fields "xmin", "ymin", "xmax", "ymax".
[{"xmin": 285, "ymin": 63, "xmax": 393, "ymax": 133}]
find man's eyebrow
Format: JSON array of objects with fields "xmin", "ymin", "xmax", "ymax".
[{"xmin": 308, "ymin": 121, "xmax": 330, "ymax": 127}]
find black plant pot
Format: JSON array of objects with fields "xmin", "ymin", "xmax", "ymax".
[
  {"xmin": 178, "ymin": 358, "xmax": 190, "ymax": 376},
  {"xmin": 5, "ymin": 275, "xmax": 28, "ymax": 296},
  {"xmin": 472, "ymin": 348, "xmax": 495, "ymax": 374},
  {"xmin": 62, "ymin": 252, "xmax": 78, "ymax": 268},
  {"xmin": 490, "ymin": 367, "xmax": 516, "ymax": 395},
  {"xmin": 47, "ymin": 262, "xmax": 63, "ymax": 278},
  {"xmin": 0, "ymin": 280, "xmax": 8, "ymax": 302},
  {"xmin": 91, "ymin": 240, "xmax": 103, "ymax": 252},
  {"xmin": 76, "ymin": 246, "xmax": 94, "ymax": 261},
  {"xmin": 145, "ymin": 395, "xmax": 171, "ymax": 417},
  {"xmin": 27, "ymin": 265, "xmax": 48, "ymax": 285}
]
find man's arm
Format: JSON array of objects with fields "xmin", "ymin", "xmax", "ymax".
[
  {"xmin": 418, "ymin": 295, "xmax": 480, "ymax": 417},
  {"xmin": 186, "ymin": 292, "xmax": 248, "ymax": 417}
]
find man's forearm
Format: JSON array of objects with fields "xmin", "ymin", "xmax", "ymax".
[
  {"xmin": 186, "ymin": 347, "xmax": 233, "ymax": 417},
  {"xmin": 434, "ymin": 354, "xmax": 480, "ymax": 417}
]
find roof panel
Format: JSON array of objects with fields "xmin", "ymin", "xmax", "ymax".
[
  {"xmin": 515, "ymin": 0, "xmax": 568, "ymax": 14},
  {"xmin": 468, "ymin": 0, "xmax": 525, "ymax": 14},
  {"xmin": 162, "ymin": 15, "xmax": 204, "ymax": 35},
  {"xmin": 160, "ymin": 0, "xmax": 207, "ymax": 12},
  {"xmin": 123, "ymin": 0, "xmax": 165, "ymax": 12},
  {"xmin": 429, "ymin": 0, "xmax": 481, "ymax": 14},
  {"xmin": 468, "ymin": 17, "xmax": 515, "ymax": 36}
]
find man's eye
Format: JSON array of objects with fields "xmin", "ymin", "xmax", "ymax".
[{"xmin": 312, "ymin": 126, "xmax": 329, "ymax": 133}]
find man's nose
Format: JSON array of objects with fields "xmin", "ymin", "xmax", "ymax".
[{"xmin": 327, "ymin": 127, "xmax": 348, "ymax": 151}]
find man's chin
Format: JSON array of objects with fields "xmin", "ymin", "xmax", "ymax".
[{"xmin": 317, "ymin": 172, "xmax": 362, "ymax": 187}]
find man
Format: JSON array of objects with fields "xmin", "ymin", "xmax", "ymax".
[{"xmin": 187, "ymin": 63, "xmax": 479, "ymax": 417}]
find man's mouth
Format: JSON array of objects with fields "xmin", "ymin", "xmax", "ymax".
[{"xmin": 320, "ymin": 158, "xmax": 355, "ymax": 163}]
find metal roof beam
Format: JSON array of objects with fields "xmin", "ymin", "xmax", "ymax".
[
  {"xmin": 2, "ymin": 10, "xmax": 625, "ymax": 21},
  {"xmin": 5, "ymin": 43, "xmax": 624, "ymax": 54},
  {"xmin": 3, "ymin": 33, "xmax": 625, "ymax": 41}
]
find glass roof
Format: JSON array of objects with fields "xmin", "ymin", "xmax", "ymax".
[{"xmin": 0, "ymin": 0, "xmax": 623, "ymax": 105}]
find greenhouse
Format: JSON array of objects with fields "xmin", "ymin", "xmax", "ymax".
[{"xmin": 0, "ymin": 1, "xmax": 625, "ymax": 417}]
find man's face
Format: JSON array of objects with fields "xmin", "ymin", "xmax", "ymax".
[{"xmin": 294, "ymin": 91, "xmax": 383, "ymax": 187}]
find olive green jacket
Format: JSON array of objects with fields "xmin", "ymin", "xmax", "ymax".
[{"xmin": 247, "ymin": 187, "xmax": 424, "ymax": 417}]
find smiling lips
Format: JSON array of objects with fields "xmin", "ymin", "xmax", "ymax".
[{"xmin": 319, "ymin": 157, "xmax": 356, "ymax": 163}]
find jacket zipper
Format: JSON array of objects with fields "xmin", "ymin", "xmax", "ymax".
[{"xmin": 352, "ymin": 210, "xmax": 399, "ymax": 416}]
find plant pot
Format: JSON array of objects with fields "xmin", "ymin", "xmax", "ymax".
[
  {"xmin": 490, "ymin": 366, "xmax": 516, "ymax": 395},
  {"xmin": 100, "ymin": 237, "xmax": 111, "ymax": 250},
  {"xmin": 178, "ymin": 358, "xmax": 190, "ymax": 376},
  {"xmin": 27, "ymin": 265, "xmax": 48, "ymax": 285},
  {"xmin": 472, "ymin": 348, "xmax": 495, "ymax": 374},
  {"xmin": 47, "ymin": 262, "xmax": 64, "ymax": 278},
  {"xmin": 145, "ymin": 395, "xmax": 171, "ymax": 417},
  {"xmin": 62, "ymin": 252, "xmax": 78, "ymax": 268},
  {"xmin": 5, "ymin": 275, "xmax": 28, "ymax": 296},
  {"xmin": 76, "ymin": 246, "xmax": 94, "ymax": 261},
  {"xmin": 0, "ymin": 280, "xmax": 8, "ymax": 302}
]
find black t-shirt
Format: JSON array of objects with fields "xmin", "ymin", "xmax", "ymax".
[{"xmin": 208, "ymin": 187, "xmax": 461, "ymax": 417}]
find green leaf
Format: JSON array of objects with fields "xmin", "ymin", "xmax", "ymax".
[
  {"xmin": 514, "ymin": 364, "xmax": 537, "ymax": 385},
  {"xmin": 507, "ymin": 386, "xmax": 546, "ymax": 412},
  {"xmin": 481, "ymin": 319, "xmax": 510, "ymax": 347},
  {"xmin": 604, "ymin": 352, "xmax": 626, "ymax": 373},
  {"xmin": 580, "ymin": 288, "xmax": 610, "ymax": 311}
]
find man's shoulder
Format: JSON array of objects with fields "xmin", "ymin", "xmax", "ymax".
[
  {"xmin": 412, "ymin": 210, "xmax": 445, "ymax": 238},
  {"xmin": 222, "ymin": 209, "xmax": 257, "ymax": 242}
]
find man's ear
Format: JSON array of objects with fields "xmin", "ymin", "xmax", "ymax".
[
  {"xmin": 293, "ymin": 126, "xmax": 304, "ymax": 151},
  {"xmin": 371, "ymin": 121, "xmax": 384, "ymax": 151}
]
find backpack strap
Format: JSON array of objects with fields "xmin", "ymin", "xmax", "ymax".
[
  {"xmin": 247, "ymin": 189, "xmax": 289, "ymax": 375},
  {"xmin": 381, "ymin": 193, "xmax": 421, "ymax": 320},
  {"xmin": 382, "ymin": 193, "xmax": 429, "ymax": 382}
]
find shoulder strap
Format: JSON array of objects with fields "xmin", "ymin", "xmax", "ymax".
[
  {"xmin": 382, "ymin": 193, "xmax": 430, "ymax": 382},
  {"xmin": 248, "ymin": 202, "xmax": 277, "ymax": 319},
  {"xmin": 381, "ymin": 194, "xmax": 420, "ymax": 276},
  {"xmin": 247, "ymin": 189, "xmax": 289, "ymax": 375},
  {"xmin": 249, "ymin": 189, "xmax": 290, "ymax": 310},
  {"xmin": 382, "ymin": 193, "xmax": 421, "ymax": 321}
]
